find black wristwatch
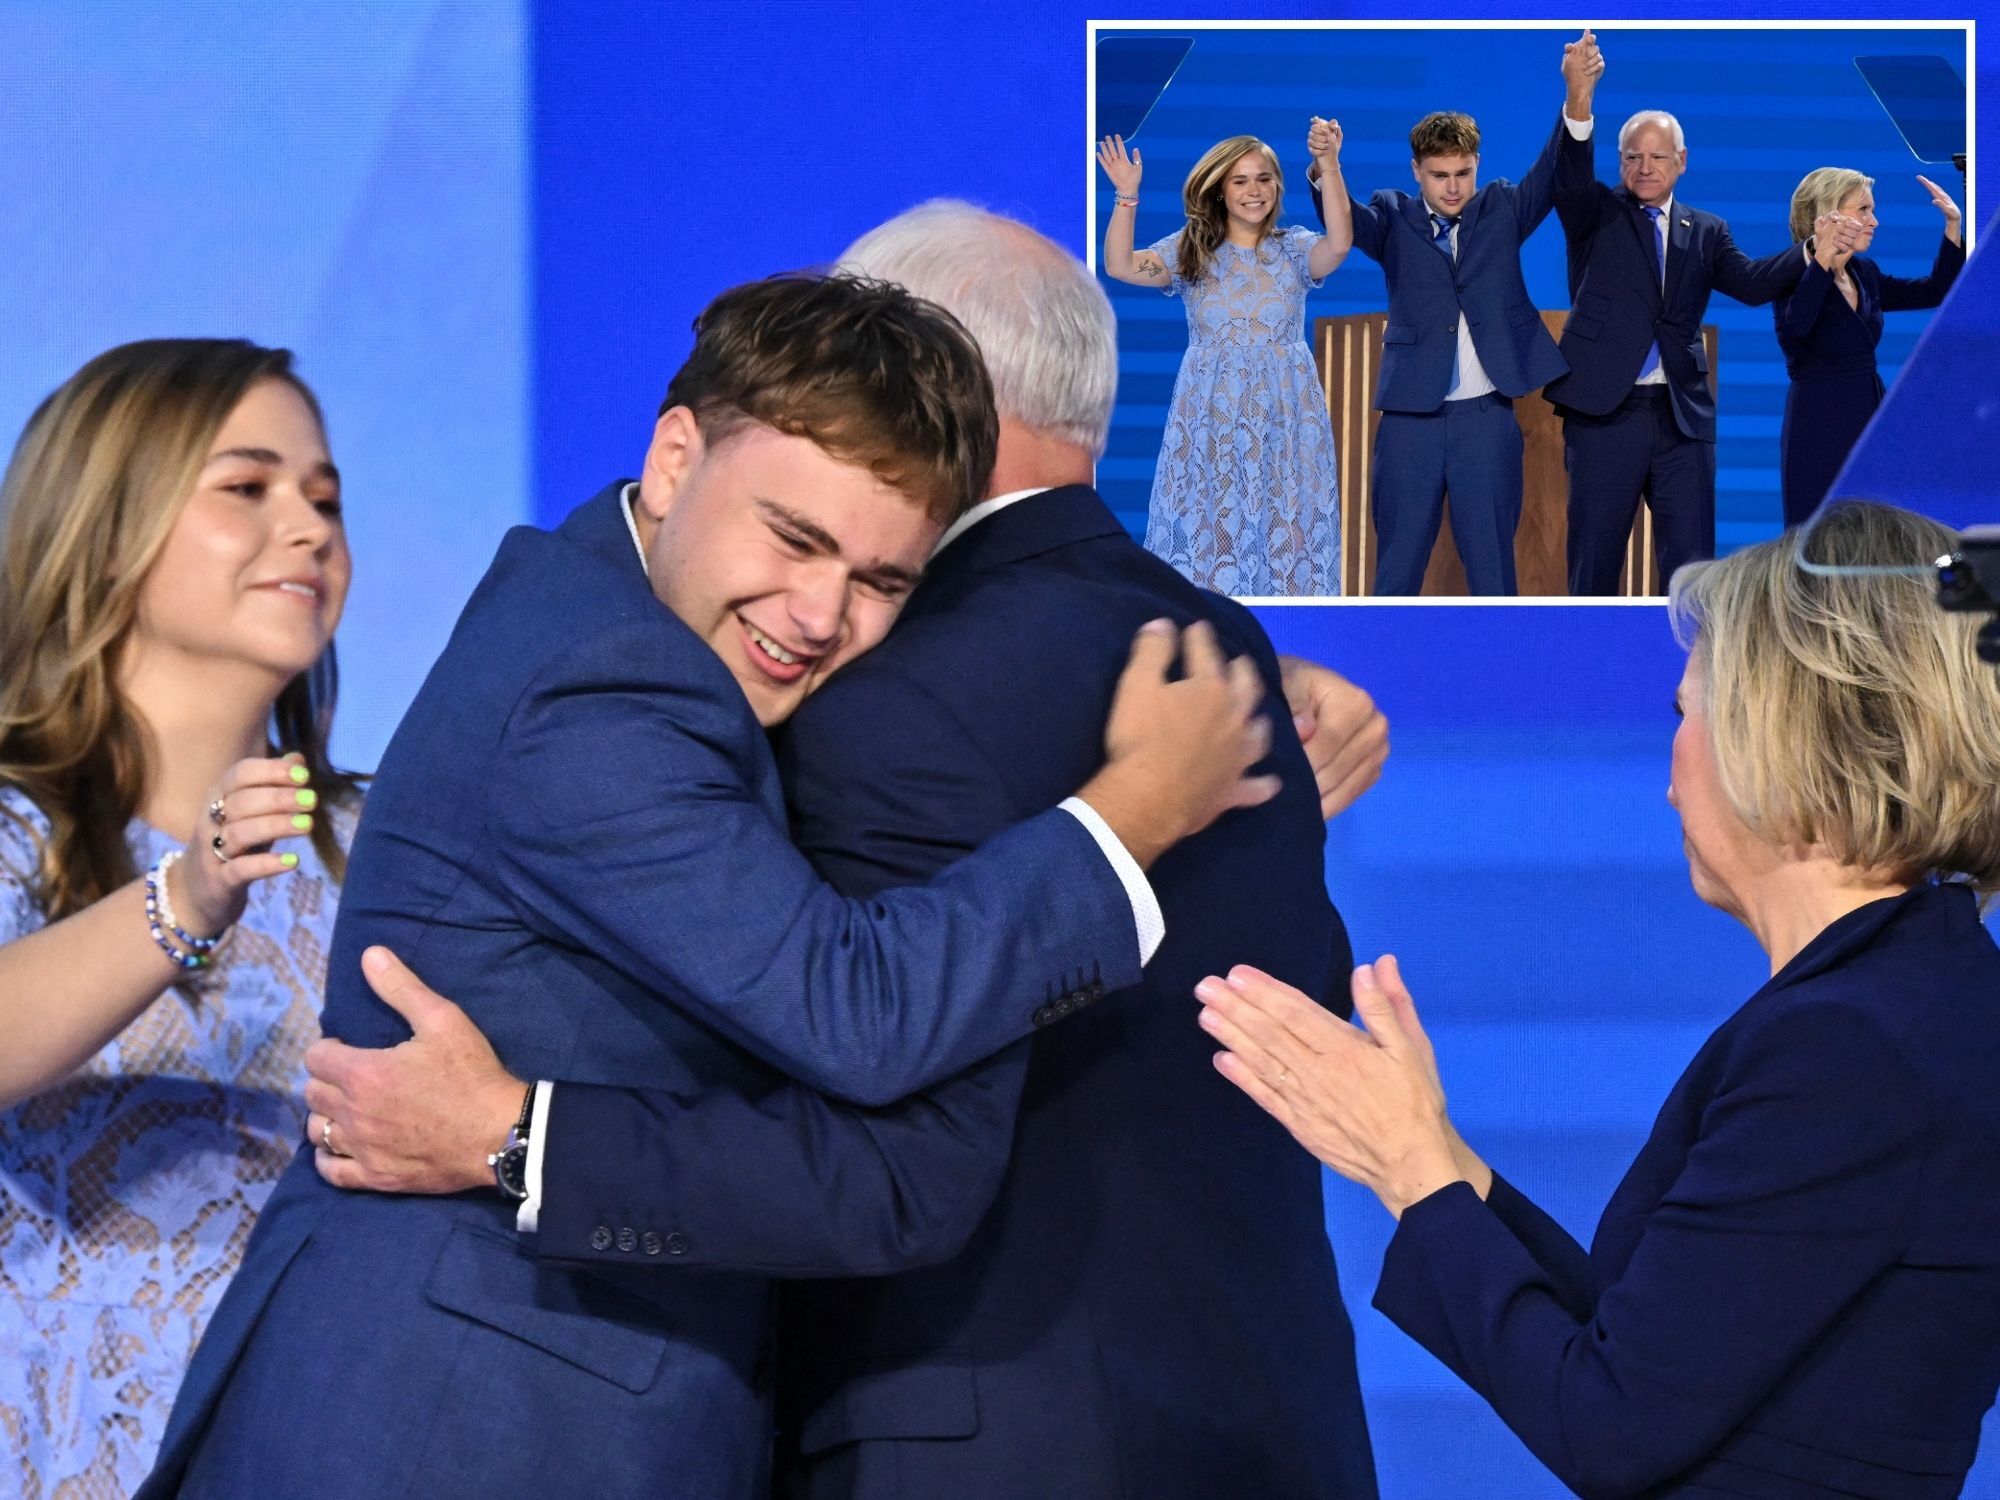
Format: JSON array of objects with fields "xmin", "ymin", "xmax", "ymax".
[{"xmin": 488, "ymin": 1081, "xmax": 538, "ymax": 1201}]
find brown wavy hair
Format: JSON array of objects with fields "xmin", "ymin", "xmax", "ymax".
[
  {"xmin": 0, "ymin": 339, "xmax": 360, "ymax": 920},
  {"xmin": 662, "ymin": 273, "xmax": 997, "ymax": 526},
  {"xmin": 1176, "ymin": 136, "xmax": 1284, "ymax": 287}
]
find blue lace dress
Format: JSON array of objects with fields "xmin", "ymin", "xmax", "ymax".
[
  {"xmin": 0, "ymin": 787, "xmax": 352, "ymax": 1498},
  {"xmin": 1141, "ymin": 225, "xmax": 1342, "ymax": 597}
]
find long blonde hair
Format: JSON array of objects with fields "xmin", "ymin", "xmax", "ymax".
[
  {"xmin": 1177, "ymin": 136, "xmax": 1285, "ymax": 287},
  {"xmin": 0, "ymin": 339, "xmax": 359, "ymax": 919}
]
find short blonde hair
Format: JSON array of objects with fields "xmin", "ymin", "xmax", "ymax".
[
  {"xmin": 1789, "ymin": 167, "xmax": 1874, "ymax": 243},
  {"xmin": 1669, "ymin": 501, "xmax": 2000, "ymax": 894}
]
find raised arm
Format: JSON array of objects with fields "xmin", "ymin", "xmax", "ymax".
[
  {"xmin": 1098, "ymin": 135, "xmax": 1173, "ymax": 289},
  {"xmin": 1878, "ymin": 177, "xmax": 1966, "ymax": 312},
  {"xmin": 0, "ymin": 758, "xmax": 320, "ymax": 1108},
  {"xmin": 1304, "ymin": 117, "xmax": 1353, "ymax": 277},
  {"xmin": 1520, "ymin": 27, "xmax": 1604, "ymax": 241}
]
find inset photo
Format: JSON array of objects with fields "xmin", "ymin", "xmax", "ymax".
[{"xmin": 1089, "ymin": 22, "xmax": 1972, "ymax": 599}]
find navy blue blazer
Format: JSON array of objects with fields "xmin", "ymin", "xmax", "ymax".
[
  {"xmin": 1312, "ymin": 113, "xmax": 1574, "ymax": 412},
  {"xmin": 539, "ymin": 487, "xmax": 1378, "ymax": 1499},
  {"xmin": 141, "ymin": 485, "xmax": 1147, "ymax": 1499},
  {"xmin": 1544, "ymin": 122, "xmax": 1803, "ymax": 440},
  {"xmin": 1375, "ymin": 883, "xmax": 2000, "ymax": 1499},
  {"xmin": 1774, "ymin": 235, "xmax": 1965, "ymax": 523}
]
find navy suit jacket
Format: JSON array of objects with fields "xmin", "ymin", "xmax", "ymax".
[
  {"xmin": 1544, "ymin": 121, "xmax": 1803, "ymax": 440},
  {"xmin": 539, "ymin": 487, "xmax": 1379, "ymax": 1499},
  {"xmin": 1312, "ymin": 114, "xmax": 1574, "ymax": 412},
  {"xmin": 141, "ymin": 485, "xmax": 1146, "ymax": 1499},
  {"xmin": 1773, "ymin": 235, "xmax": 1965, "ymax": 519},
  {"xmin": 1375, "ymin": 883, "xmax": 2000, "ymax": 1499}
]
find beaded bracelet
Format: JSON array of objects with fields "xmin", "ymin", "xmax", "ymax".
[
  {"xmin": 144, "ymin": 850, "xmax": 220, "ymax": 969},
  {"xmin": 1114, "ymin": 194, "xmax": 1139, "ymax": 208}
]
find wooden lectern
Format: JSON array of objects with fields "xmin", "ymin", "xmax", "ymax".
[{"xmin": 1313, "ymin": 311, "xmax": 1719, "ymax": 597}]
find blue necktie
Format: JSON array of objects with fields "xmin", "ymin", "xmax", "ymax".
[
  {"xmin": 1638, "ymin": 204, "xmax": 1665, "ymax": 380},
  {"xmin": 1433, "ymin": 214, "xmax": 1461, "ymax": 393}
]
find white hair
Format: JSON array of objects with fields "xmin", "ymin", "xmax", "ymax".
[
  {"xmin": 1618, "ymin": 109, "xmax": 1686, "ymax": 152},
  {"xmin": 837, "ymin": 199, "xmax": 1118, "ymax": 458}
]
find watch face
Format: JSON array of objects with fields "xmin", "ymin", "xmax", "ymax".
[{"xmin": 495, "ymin": 1142, "xmax": 529, "ymax": 1200}]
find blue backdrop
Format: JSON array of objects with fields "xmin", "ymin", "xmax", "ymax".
[
  {"xmin": 1093, "ymin": 25, "xmax": 1972, "ymax": 558},
  {"xmin": 3, "ymin": 2, "xmax": 1997, "ymax": 1495}
]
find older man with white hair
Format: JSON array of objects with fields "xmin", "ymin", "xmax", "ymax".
[{"xmin": 1543, "ymin": 35, "xmax": 1814, "ymax": 594}]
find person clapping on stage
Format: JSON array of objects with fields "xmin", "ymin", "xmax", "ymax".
[
  {"xmin": 1099, "ymin": 126, "xmax": 1351, "ymax": 595},
  {"xmin": 0, "ymin": 340, "xmax": 360, "ymax": 1494},
  {"xmin": 1197, "ymin": 499, "xmax": 2000, "ymax": 1498},
  {"xmin": 1774, "ymin": 170, "xmax": 1964, "ymax": 525}
]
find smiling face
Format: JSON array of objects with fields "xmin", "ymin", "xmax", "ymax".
[
  {"xmin": 637, "ymin": 411, "xmax": 935, "ymax": 727},
  {"xmin": 1836, "ymin": 185, "xmax": 1878, "ymax": 253},
  {"xmin": 130, "ymin": 377, "xmax": 349, "ymax": 689},
  {"xmin": 1619, "ymin": 120, "xmax": 1686, "ymax": 207},
  {"xmin": 1220, "ymin": 149, "xmax": 1279, "ymax": 234},
  {"xmin": 1412, "ymin": 152, "xmax": 1478, "ymax": 217}
]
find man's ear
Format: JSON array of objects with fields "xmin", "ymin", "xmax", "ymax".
[{"xmin": 637, "ymin": 406, "xmax": 704, "ymax": 522}]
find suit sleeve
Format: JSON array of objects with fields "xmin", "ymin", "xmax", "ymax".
[
  {"xmin": 1347, "ymin": 190, "xmax": 1392, "ymax": 263},
  {"xmin": 1878, "ymin": 234, "xmax": 1966, "ymax": 313},
  {"xmin": 485, "ymin": 624, "xmax": 1140, "ymax": 1105},
  {"xmin": 532, "ymin": 663, "xmax": 1039, "ymax": 1274},
  {"xmin": 1553, "ymin": 116, "xmax": 1600, "ymax": 239},
  {"xmin": 1505, "ymin": 113, "xmax": 1571, "ymax": 243},
  {"xmin": 1373, "ymin": 1001, "xmax": 1927, "ymax": 1500},
  {"xmin": 1710, "ymin": 225, "xmax": 1808, "ymax": 307},
  {"xmin": 1775, "ymin": 259, "xmax": 1834, "ymax": 345}
]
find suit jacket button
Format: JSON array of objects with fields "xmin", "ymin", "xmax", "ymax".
[
  {"xmin": 664, "ymin": 1232, "xmax": 690, "ymax": 1256},
  {"xmin": 590, "ymin": 1226, "xmax": 613, "ymax": 1252},
  {"xmin": 616, "ymin": 1226, "xmax": 637, "ymax": 1253},
  {"xmin": 1087, "ymin": 979, "xmax": 1106, "ymax": 1000},
  {"xmin": 1032, "ymin": 1006, "xmax": 1053, "ymax": 1027},
  {"xmin": 642, "ymin": 1231, "xmax": 664, "ymax": 1257},
  {"xmin": 1054, "ymin": 996, "xmax": 1075, "ymax": 1017}
]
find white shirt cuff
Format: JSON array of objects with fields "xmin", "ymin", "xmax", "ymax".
[
  {"xmin": 1564, "ymin": 112, "xmax": 1593, "ymax": 139},
  {"xmin": 515, "ymin": 1080, "xmax": 555, "ymax": 1234},
  {"xmin": 1057, "ymin": 796, "xmax": 1166, "ymax": 964}
]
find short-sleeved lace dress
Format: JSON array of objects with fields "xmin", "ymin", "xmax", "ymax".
[
  {"xmin": 0, "ymin": 787, "xmax": 351, "ymax": 1498},
  {"xmin": 1141, "ymin": 225, "xmax": 1343, "ymax": 596}
]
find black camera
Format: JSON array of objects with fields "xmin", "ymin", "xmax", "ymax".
[{"xmin": 1937, "ymin": 526, "xmax": 2000, "ymax": 663}]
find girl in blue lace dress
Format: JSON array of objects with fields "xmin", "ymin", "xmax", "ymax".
[
  {"xmin": 0, "ymin": 341, "xmax": 361, "ymax": 1497},
  {"xmin": 1100, "ymin": 123, "xmax": 1354, "ymax": 595}
]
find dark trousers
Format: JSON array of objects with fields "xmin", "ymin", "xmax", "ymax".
[
  {"xmin": 1370, "ymin": 393, "xmax": 1523, "ymax": 596},
  {"xmin": 1562, "ymin": 387, "xmax": 1716, "ymax": 596}
]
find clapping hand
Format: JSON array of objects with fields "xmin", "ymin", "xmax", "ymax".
[
  {"xmin": 173, "ymin": 752, "xmax": 318, "ymax": 940},
  {"xmin": 1197, "ymin": 956, "xmax": 1473, "ymax": 1218},
  {"xmin": 1097, "ymin": 135, "xmax": 1143, "ymax": 196}
]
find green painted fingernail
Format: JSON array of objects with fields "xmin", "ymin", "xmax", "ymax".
[
  {"xmin": 289, "ymin": 765, "xmax": 310, "ymax": 785},
  {"xmin": 279, "ymin": 852, "xmax": 299, "ymax": 869},
  {"xmin": 295, "ymin": 789, "xmax": 318, "ymax": 809},
  {"xmin": 291, "ymin": 813, "xmax": 313, "ymax": 831}
]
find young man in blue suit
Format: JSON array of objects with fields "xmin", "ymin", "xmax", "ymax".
[
  {"xmin": 1307, "ymin": 43, "xmax": 1594, "ymax": 595},
  {"xmin": 1545, "ymin": 33, "xmax": 1810, "ymax": 594},
  {"xmin": 289, "ymin": 204, "xmax": 1389, "ymax": 1498},
  {"xmin": 141, "ymin": 275, "xmax": 1284, "ymax": 1499}
]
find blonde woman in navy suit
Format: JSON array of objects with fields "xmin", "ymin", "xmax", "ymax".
[
  {"xmin": 1200, "ymin": 501, "xmax": 2000, "ymax": 1498},
  {"xmin": 1775, "ymin": 169, "xmax": 1963, "ymax": 525}
]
